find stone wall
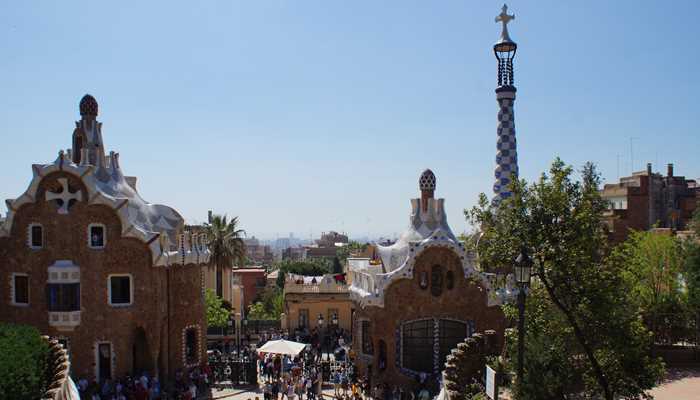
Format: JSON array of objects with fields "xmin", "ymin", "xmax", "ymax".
[
  {"xmin": 42, "ymin": 336, "xmax": 77, "ymax": 400},
  {"xmin": 441, "ymin": 330, "xmax": 500, "ymax": 400}
]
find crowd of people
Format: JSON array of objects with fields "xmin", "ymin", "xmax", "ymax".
[
  {"xmin": 76, "ymin": 373, "xmax": 162, "ymax": 400},
  {"xmin": 75, "ymin": 367, "xmax": 211, "ymax": 400},
  {"xmin": 74, "ymin": 327, "xmax": 437, "ymax": 400}
]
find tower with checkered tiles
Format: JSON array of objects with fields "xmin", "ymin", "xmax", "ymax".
[{"xmin": 492, "ymin": 5, "xmax": 519, "ymax": 204}]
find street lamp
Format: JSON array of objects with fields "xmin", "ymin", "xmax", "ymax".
[
  {"xmin": 242, "ymin": 318, "xmax": 248, "ymax": 357},
  {"xmin": 235, "ymin": 312, "xmax": 242, "ymax": 356},
  {"xmin": 318, "ymin": 314, "xmax": 325, "ymax": 361},
  {"xmin": 514, "ymin": 248, "xmax": 532, "ymax": 392}
]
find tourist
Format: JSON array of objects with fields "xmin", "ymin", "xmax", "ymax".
[
  {"xmin": 264, "ymin": 381, "xmax": 272, "ymax": 400},
  {"xmin": 134, "ymin": 381, "xmax": 148, "ymax": 400},
  {"xmin": 150, "ymin": 377, "xmax": 161, "ymax": 400},
  {"xmin": 340, "ymin": 369, "xmax": 349, "ymax": 397},
  {"xmin": 272, "ymin": 379, "xmax": 280, "ymax": 400},
  {"xmin": 417, "ymin": 387, "xmax": 430, "ymax": 400},
  {"xmin": 287, "ymin": 380, "xmax": 296, "ymax": 400},
  {"xmin": 305, "ymin": 376, "xmax": 314, "ymax": 400}
]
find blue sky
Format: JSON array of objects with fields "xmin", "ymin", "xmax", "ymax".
[{"xmin": 1, "ymin": 1, "xmax": 699, "ymax": 239}]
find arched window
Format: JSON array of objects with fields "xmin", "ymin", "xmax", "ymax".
[
  {"xmin": 361, "ymin": 320, "xmax": 374, "ymax": 355},
  {"xmin": 88, "ymin": 224, "xmax": 106, "ymax": 249},
  {"xmin": 446, "ymin": 270, "xmax": 455, "ymax": 290},
  {"xmin": 438, "ymin": 319, "xmax": 467, "ymax": 368},
  {"xmin": 28, "ymin": 223, "xmax": 43, "ymax": 249},
  {"xmin": 402, "ymin": 319, "xmax": 433, "ymax": 373},
  {"xmin": 431, "ymin": 265, "xmax": 443, "ymax": 297},
  {"xmin": 402, "ymin": 319, "xmax": 471, "ymax": 374},
  {"xmin": 183, "ymin": 327, "xmax": 200, "ymax": 366}
]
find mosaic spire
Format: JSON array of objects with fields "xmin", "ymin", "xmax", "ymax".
[{"xmin": 492, "ymin": 4, "xmax": 519, "ymax": 203}]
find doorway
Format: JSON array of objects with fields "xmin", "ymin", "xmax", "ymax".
[
  {"xmin": 97, "ymin": 343, "xmax": 112, "ymax": 382},
  {"xmin": 133, "ymin": 327, "xmax": 153, "ymax": 376}
]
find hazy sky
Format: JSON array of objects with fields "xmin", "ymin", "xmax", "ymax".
[{"xmin": 2, "ymin": 1, "xmax": 699, "ymax": 239}]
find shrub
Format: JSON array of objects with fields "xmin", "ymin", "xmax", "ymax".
[{"xmin": 0, "ymin": 323, "xmax": 51, "ymax": 400}]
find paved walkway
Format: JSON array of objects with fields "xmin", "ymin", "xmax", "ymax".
[
  {"xmin": 646, "ymin": 367, "xmax": 700, "ymax": 400},
  {"xmin": 209, "ymin": 384, "xmax": 338, "ymax": 400},
  {"xmin": 205, "ymin": 368, "xmax": 700, "ymax": 400}
]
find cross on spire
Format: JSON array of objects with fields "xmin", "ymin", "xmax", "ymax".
[
  {"xmin": 45, "ymin": 178, "xmax": 83, "ymax": 214},
  {"xmin": 495, "ymin": 4, "xmax": 515, "ymax": 43}
]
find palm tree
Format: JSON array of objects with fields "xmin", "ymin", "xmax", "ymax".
[{"xmin": 204, "ymin": 214, "xmax": 246, "ymax": 297}]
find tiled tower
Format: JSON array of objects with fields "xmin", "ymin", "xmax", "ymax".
[{"xmin": 492, "ymin": 4, "xmax": 519, "ymax": 203}]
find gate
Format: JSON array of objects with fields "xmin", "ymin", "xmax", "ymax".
[{"xmin": 209, "ymin": 356, "xmax": 258, "ymax": 387}]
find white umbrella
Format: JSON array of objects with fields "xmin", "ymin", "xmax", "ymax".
[{"xmin": 257, "ymin": 339, "xmax": 307, "ymax": 356}]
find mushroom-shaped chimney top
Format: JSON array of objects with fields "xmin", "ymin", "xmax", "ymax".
[
  {"xmin": 79, "ymin": 94, "xmax": 98, "ymax": 117},
  {"xmin": 419, "ymin": 169, "xmax": 436, "ymax": 192}
]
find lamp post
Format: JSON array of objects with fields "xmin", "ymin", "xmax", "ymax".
[
  {"xmin": 235, "ymin": 312, "xmax": 242, "ymax": 356},
  {"xmin": 514, "ymin": 248, "xmax": 532, "ymax": 393},
  {"xmin": 242, "ymin": 318, "xmax": 248, "ymax": 356},
  {"xmin": 332, "ymin": 313, "xmax": 339, "ymax": 347},
  {"xmin": 226, "ymin": 318, "xmax": 234, "ymax": 353},
  {"xmin": 318, "ymin": 314, "xmax": 325, "ymax": 361}
]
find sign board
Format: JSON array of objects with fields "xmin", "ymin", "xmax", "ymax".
[{"xmin": 486, "ymin": 365, "xmax": 498, "ymax": 400}]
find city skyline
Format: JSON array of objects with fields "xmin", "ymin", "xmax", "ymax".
[{"xmin": 2, "ymin": 1, "xmax": 699, "ymax": 238}]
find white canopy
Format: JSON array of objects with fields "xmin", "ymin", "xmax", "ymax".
[{"xmin": 257, "ymin": 339, "xmax": 307, "ymax": 356}]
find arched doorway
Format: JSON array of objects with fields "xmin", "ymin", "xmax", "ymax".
[{"xmin": 133, "ymin": 327, "xmax": 153, "ymax": 376}]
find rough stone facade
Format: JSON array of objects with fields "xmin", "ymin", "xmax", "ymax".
[
  {"xmin": 352, "ymin": 247, "xmax": 505, "ymax": 392},
  {"xmin": 0, "ymin": 172, "xmax": 206, "ymax": 382}
]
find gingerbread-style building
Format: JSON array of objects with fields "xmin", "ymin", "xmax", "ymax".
[
  {"xmin": 0, "ymin": 95, "xmax": 210, "ymax": 382},
  {"xmin": 348, "ymin": 170, "xmax": 508, "ymax": 391}
]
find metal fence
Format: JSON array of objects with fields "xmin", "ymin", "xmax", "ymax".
[
  {"xmin": 243, "ymin": 319, "xmax": 281, "ymax": 334},
  {"xmin": 647, "ymin": 312, "xmax": 699, "ymax": 347},
  {"xmin": 208, "ymin": 356, "xmax": 258, "ymax": 387}
]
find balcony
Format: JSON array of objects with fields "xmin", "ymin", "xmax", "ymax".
[
  {"xmin": 48, "ymin": 311, "xmax": 80, "ymax": 329},
  {"xmin": 284, "ymin": 282, "xmax": 348, "ymax": 294}
]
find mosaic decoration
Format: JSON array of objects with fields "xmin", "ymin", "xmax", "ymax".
[
  {"xmin": 46, "ymin": 178, "xmax": 82, "ymax": 215},
  {"xmin": 419, "ymin": 169, "xmax": 436, "ymax": 191},
  {"xmin": 433, "ymin": 318, "xmax": 440, "ymax": 373},
  {"xmin": 348, "ymin": 170, "xmax": 517, "ymax": 308},
  {"xmin": 182, "ymin": 324, "xmax": 202, "ymax": 368},
  {"xmin": 493, "ymin": 91, "xmax": 518, "ymax": 204},
  {"xmin": 0, "ymin": 95, "xmax": 210, "ymax": 267}
]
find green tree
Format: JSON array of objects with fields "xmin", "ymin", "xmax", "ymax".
[
  {"xmin": 0, "ymin": 324, "xmax": 50, "ymax": 400},
  {"xmin": 205, "ymin": 289, "xmax": 230, "ymax": 328},
  {"xmin": 335, "ymin": 241, "xmax": 368, "ymax": 265},
  {"xmin": 276, "ymin": 270, "xmax": 286, "ymax": 289},
  {"xmin": 612, "ymin": 230, "xmax": 685, "ymax": 319},
  {"xmin": 469, "ymin": 159, "xmax": 664, "ymax": 400},
  {"xmin": 332, "ymin": 257, "xmax": 344, "ymax": 274},
  {"xmin": 248, "ymin": 287, "xmax": 284, "ymax": 320},
  {"xmin": 274, "ymin": 258, "xmax": 332, "ymax": 277},
  {"xmin": 682, "ymin": 208, "xmax": 700, "ymax": 312},
  {"xmin": 501, "ymin": 287, "xmax": 578, "ymax": 399},
  {"xmin": 688, "ymin": 207, "xmax": 700, "ymax": 235},
  {"xmin": 204, "ymin": 214, "xmax": 246, "ymax": 297}
]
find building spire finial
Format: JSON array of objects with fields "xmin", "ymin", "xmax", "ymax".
[{"xmin": 495, "ymin": 4, "xmax": 515, "ymax": 44}]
